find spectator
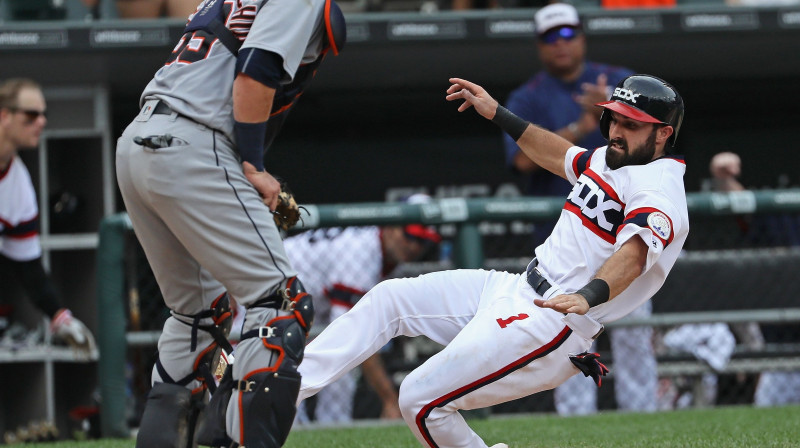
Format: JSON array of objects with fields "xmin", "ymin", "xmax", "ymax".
[
  {"xmin": 0, "ymin": 78, "xmax": 96, "ymax": 354},
  {"xmin": 504, "ymin": 2, "xmax": 632, "ymax": 247},
  {"xmin": 288, "ymin": 203, "xmax": 441, "ymax": 424},
  {"xmin": 80, "ymin": 0, "xmax": 201, "ymax": 19},
  {"xmin": 501, "ymin": 2, "xmax": 656, "ymax": 415}
]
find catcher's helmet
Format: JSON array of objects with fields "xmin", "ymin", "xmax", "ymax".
[{"xmin": 597, "ymin": 74, "xmax": 684, "ymax": 147}]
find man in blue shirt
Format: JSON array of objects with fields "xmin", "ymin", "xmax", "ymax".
[
  {"xmin": 502, "ymin": 2, "xmax": 655, "ymax": 416},
  {"xmin": 504, "ymin": 2, "xmax": 633, "ymax": 246}
]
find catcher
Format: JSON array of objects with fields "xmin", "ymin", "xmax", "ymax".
[{"xmin": 115, "ymin": 0, "xmax": 345, "ymax": 446}]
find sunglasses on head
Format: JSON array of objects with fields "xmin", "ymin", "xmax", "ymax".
[
  {"xmin": 9, "ymin": 107, "xmax": 47, "ymax": 123},
  {"xmin": 539, "ymin": 26, "xmax": 579, "ymax": 44}
]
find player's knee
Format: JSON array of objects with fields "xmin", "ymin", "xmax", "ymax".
[
  {"xmin": 397, "ymin": 372, "xmax": 427, "ymax": 421},
  {"xmin": 361, "ymin": 278, "xmax": 405, "ymax": 311}
]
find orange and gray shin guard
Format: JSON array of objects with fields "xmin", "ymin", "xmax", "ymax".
[
  {"xmin": 198, "ymin": 279, "xmax": 313, "ymax": 448},
  {"xmin": 235, "ymin": 279, "xmax": 313, "ymax": 448}
]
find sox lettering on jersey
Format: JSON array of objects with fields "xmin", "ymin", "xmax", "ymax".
[{"xmin": 564, "ymin": 170, "xmax": 625, "ymax": 244}]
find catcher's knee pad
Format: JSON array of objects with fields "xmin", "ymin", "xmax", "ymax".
[
  {"xmin": 135, "ymin": 382, "xmax": 205, "ymax": 448},
  {"xmin": 234, "ymin": 370, "xmax": 301, "ymax": 448},
  {"xmin": 284, "ymin": 276, "xmax": 314, "ymax": 334},
  {"xmin": 160, "ymin": 293, "xmax": 235, "ymax": 391},
  {"xmin": 248, "ymin": 277, "xmax": 314, "ymax": 336}
]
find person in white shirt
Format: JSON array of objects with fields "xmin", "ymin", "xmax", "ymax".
[{"xmin": 0, "ymin": 78, "xmax": 95, "ymax": 353}]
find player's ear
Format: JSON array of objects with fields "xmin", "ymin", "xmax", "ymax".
[{"xmin": 656, "ymin": 125, "xmax": 674, "ymax": 145}]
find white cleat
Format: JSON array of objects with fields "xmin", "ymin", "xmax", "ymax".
[{"xmin": 490, "ymin": 444, "xmax": 509, "ymax": 448}]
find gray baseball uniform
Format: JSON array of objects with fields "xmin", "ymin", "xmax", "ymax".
[{"xmin": 116, "ymin": 0, "xmax": 341, "ymax": 445}]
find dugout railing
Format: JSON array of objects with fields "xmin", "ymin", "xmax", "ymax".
[{"xmin": 95, "ymin": 189, "xmax": 800, "ymax": 437}]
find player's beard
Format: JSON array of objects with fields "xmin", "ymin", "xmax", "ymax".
[{"xmin": 605, "ymin": 127, "xmax": 658, "ymax": 170}]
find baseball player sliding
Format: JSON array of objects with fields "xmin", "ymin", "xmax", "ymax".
[
  {"xmin": 115, "ymin": 0, "xmax": 345, "ymax": 447},
  {"xmin": 297, "ymin": 74, "xmax": 688, "ymax": 448}
]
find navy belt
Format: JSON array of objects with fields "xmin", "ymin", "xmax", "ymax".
[{"xmin": 526, "ymin": 259, "xmax": 553, "ymax": 296}]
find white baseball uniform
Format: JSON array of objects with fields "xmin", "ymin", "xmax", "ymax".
[
  {"xmin": 285, "ymin": 227, "xmax": 384, "ymax": 423},
  {"xmin": 298, "ymin": 145, "xmax": 689, "ymax": 448},
  {"xmin": 0, "ymin": 156, "xmax": 41, "ymax": 262}
]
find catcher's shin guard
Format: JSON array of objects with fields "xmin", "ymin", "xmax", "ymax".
[
  {"xmin": 237, "ymin": 370, "xmax": 301, "ymax": 448},
  {"xmin": 213, "ymin": 278, "xmax": 311, "ymax": 447},
  {"xmin": 135, "ymin": 382, "xmax": 205, "ymax": 448},
  {"xmin": 143, "ymin": 293, "xmax": 234, "ymax": 448},
  {"xmin": 195, "ymin": 364, "xmax": 236, "ymax": 447}
]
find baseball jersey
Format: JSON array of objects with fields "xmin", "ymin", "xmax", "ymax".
[
  {"xmin": 534, "ymin": 146, "xmax": 689, "ymax": 323},
  {"xmin": 283, "ymin": 227, "xmax": 384, "ymax": 325},
  {"xmin": 0, "ymin": 156, "xmax": 41, "ymax": 261},
  {"xmin": 140, "ymin": 0, "xmax": 328, "ymax": 140}
]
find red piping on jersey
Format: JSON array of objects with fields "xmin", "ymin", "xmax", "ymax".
[
  {"xmin": 563, "ymin": 202, "xmax": 617, "ymax": 245},
  {"xmin": 623, "ymin": 206, "xmax": 675, "ymax": 247},
  {"xmin": 0, "ymin": 215, "xmax": 39, "ymax": 239},
  {"xmin": 582, "ymin": 169, "xmax": 623, "ymax": 204},
  {"xmin": 571, "ymin": 148, "xmax": 595, "ymax": 178},
  {"xmin": 415, "ymin": 326, "xmax": 573, "ymax": 448}
]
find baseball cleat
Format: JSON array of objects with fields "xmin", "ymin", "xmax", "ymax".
[{"xmin": 490, "ymin": 444, "xmax": 509, "ymax": 448}]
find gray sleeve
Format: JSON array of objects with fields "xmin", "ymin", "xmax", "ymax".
[{"xmin": 242, "ymin": 0, "xmax": 326, "ymax": 82}]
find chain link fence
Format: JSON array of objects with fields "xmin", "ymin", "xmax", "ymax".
[{"xmin": 96, "ymin": 191, "xmax": 800, "ymax": 434}]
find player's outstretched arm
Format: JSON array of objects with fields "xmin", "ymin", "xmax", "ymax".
[
  {"xmin": 534, "ymin": 238, "xmax": 648, "ymax": 314},
  {"xmin": 446, "ymin": 77, "xmax": 571, "ymax": 180}
]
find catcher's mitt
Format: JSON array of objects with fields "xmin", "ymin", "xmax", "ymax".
[{"xmin": 272, "ymin": 177, "xmax": 302, "ymax": 231}]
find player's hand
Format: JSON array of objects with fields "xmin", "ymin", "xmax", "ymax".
[
  {"xmin": 534, "ymin": 293, "xmax": 590, "ymax": 315},
  {"xmin": 242, "ymin": 161, "xmax": 281, "ymax": 210},
  {"xmin": 710, "ymin": 151, "xmax": 741, "ymax": 180},
  {"xmin": 576, "ymin": 73, "xmax": 609, "ymax": 119},
  {"xmin": 446, "ymin": 78, "xmax": 499, "ymax": 119}
]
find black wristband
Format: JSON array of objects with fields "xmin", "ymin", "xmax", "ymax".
[
  {"xmin": 234, "ymin": 120, "xmax": 268, "ymax": 171},
  {"xmin": 576, "ymin": 278, "xmax": 610, "ymax": 308},
  {"xmin": 491, "ymin": 105, "xmax": 529, "ymax": 141}
]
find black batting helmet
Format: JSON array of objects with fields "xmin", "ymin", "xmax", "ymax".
[{"xmin": 597, "ymin": 74, "xmax": 684, "ymax": 147}]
